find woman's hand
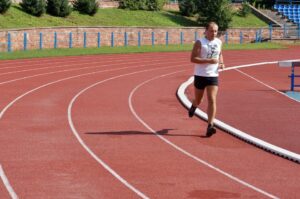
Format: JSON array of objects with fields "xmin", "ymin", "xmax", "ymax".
[{"xmin": 219, "ymin": 63, "xmax": 225, "ymax": 69}]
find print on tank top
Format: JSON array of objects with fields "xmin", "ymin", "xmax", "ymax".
[{"xmin": 207, "ymin": 44, "xmax": 218, "ymax": 59}]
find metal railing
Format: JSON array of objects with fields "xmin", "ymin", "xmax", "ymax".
[{"xmin": 0, "ymin": 26, "xmax": 299, "ymax": 52}]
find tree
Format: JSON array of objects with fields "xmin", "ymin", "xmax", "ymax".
[
  {"xmin": 0, "ymin": 0, "xmax": 11, "ymax": 14},
  {"xmin": 239, "ymin": 1, "xmax": 251, "ymax": 17},
  {"xmin": 73, "ymin": 0, "xmax": 98, "ymax": 16},
  {"xmin": 20, "ymin": 0, "xmax": 46, "ymax": 17},
  {"xmin": 47, "ymin": 0, "xmax": 72, "ymax": 17},
  {"xmin": 178, "ymin": 0, "xmax": 198, "ymax": 17},
  {"xmin": 197, "ymin": 0, "xmax": 233, "ymax": 31}
]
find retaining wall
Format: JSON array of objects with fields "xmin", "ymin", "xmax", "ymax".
[{"xmin": 0, "ymin": 26, "xmax": 285, "ymax": 52}]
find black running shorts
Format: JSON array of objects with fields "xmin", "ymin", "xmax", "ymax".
[{"xmin": 194, "ymin": 75, "xmax": 218, "ymax": 90}]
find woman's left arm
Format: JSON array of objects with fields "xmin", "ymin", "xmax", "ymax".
[{"xmin": 219, "ymin": 46, "xmax": 225, "ymax": 69}]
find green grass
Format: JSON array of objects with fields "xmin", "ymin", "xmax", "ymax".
[
  {"xmin": 0, "ymin": 5, "xmax": 268, "ymax": 29},
  {"xmin": 231, "ymin": 13, "xmax": 268, "ymax": 28},
  {"xmin": 0, "ymin": 6, "xmax": 199, "ymax": 29},
  {"xmin": 0, "ymin": 43, "xmax": 287, "ymax": 60}
]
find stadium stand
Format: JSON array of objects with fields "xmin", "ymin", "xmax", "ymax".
[{"xmin": 274, "ymin": 0, "xmax": 300, "ymax": 24}]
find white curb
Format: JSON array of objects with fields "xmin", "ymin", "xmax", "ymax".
[{"xmin": 177, "ymin": 63, "xmax": 300, "ymax": 163}]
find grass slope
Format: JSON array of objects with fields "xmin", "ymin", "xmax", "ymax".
[{"xmin": 0, "ymin": 5, "xmax": 267, "ymax": 29}]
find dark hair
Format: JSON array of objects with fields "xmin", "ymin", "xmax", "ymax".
[{"xmin": 205, "ymin": 22, "xmax": 218, "ymax": 30}]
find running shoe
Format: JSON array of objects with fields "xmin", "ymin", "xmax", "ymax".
[
  {"xmin": 206, "ymin": 125, "xmax": 216, "ymax": 137},
  {"xmin": 188, "ymin": 105, "xmax": 196, "ymax": 117}
]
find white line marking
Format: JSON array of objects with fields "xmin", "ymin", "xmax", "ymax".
[
  {"xmin": 0, "ymin": 56, "xmax": 182, "ymax": 76},
  {"xmin": 0, "ymin": 59, "xmax": 187, "ymax": 85},
  {"xmin": 235, "ymin": 68, "xmax": 300, "ymax": 103},
  {"xmin": 0, "ymin": 164, "xmax": 18, "ymax": 199},
  {"xmin": 0, "ymin": 62, "xmax": 182, "ymax": 198},
  {"xmin": 68, "ymin": 65, "xmax": 183, "ymax": 198},
  {"xmin": 0, "ymin": 60, "xmax": 182, "ymax": 198},
  {"xmin": 0, "ymin": 61, "xmax": 185, "ymax": 120},
  {"xmin": 0, "ymin": 54, "xmax": 187, "ymax": 70},
  {"xmin": 128, "ymin": 70, "xmax": 280, "ymax": 199}
]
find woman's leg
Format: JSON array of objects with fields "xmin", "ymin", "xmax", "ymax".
[
  {"xmin": 206, "ymin": 85, "xmax": 218, "ymax": 126},
  {"xmin": 189, "ymin": 87, "xmax": 205, "ymax": 117},
  {"xmin": 192, "ymin": 87, "xmax": 205, "ymax": 107}
]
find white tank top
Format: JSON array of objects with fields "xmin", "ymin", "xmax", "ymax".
[{"xmin": 194, "ymin": 37, "xmax": 222, "ymax": 77}]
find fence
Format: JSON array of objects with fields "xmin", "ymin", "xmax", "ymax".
[{"xmin": 0, "ymin": 25, "xmax": 299, "ymax": 52}]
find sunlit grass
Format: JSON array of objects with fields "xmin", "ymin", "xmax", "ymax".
[{"xmin": 0, "ymin": 5, "xmax": 268, "ymax": 29}]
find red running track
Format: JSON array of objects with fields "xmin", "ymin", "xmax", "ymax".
[{"xmin": 0, "ymin": 48, "xmax": 299, "ymax": 199}]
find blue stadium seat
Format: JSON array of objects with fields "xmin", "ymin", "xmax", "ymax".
[
  {"xmin": 278, "ymin": 4, "xmax": 284, "ymax": 11},
  {"xmin": 274, "ymin": 2, "xmax": 300, "ymax": 24}
]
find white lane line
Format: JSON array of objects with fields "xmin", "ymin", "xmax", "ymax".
[
  {"xmin": 0, "ymin": 59, "xmax": 188, "ymax": 85},
  {"xmin": 128, "ymin": 70, "xmax": 280, "ymax": 199},
  {"xmin": 0, "ymin": 54, "xmax": 188, "ymax": 70},
  {"xmin": 68, "ymin": 65, "xmax": 183, "ymax": 199},
  {"xmin": 178, "ymin": 61, "xmax": 300, "ymax": 163},
  {"xmin": 0, "ymin": 55, "xmax": 180, "ymax": 76},
  {"xmin": 222, "ymin": 61, "xmax": 300, "ymax": 103},
  {"xmin": 0, "ymin": 164, "xmax": 18, "ymax": 199},
  {"xmin": 0, "ymin": 60, "xmax": 182, "ymax": 198},
  {"xmin": 235, "ymin": 68, "xmax": 300, "ymax": 103},
  {"xmin": 0, "ymin": 60, "xmax": 184, "ymax": 119},
  {"xmin": 0, "ymin": 66, "xmax": 134, "ymax": 199}
]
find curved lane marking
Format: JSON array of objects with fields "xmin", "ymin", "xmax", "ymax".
[
  {"xmin": 128, "ymin": 70, "xmax": 279, "ymax": 199},
  {"xmin": 0, "ymin": 55, "xmax": 184, "ymax": 76},
  {"xmin": 178, "ymin": 61, "xmax": 300, "ymax": 163},
  {"xmin": 0, "ymin": 58, "xmax": 288, "ymax": 198},
  {"xmin": 68, "ymin": 65, "xmax": 184, "ymax": 198},
  {"xmin": 0, "ymin": 164, "xmax": 18, "ymax": 199},
  {"xmin": 0, "ymin": 59, "xmax": 187, "ymax": 85},
  {"xmin": 235, "ymin": 68, "xmax": 300, "ymax": 103},
  {"xmin": 0, "ymin": 61, "xmax": 182, "ymax": 199},
  {"xmin": 0, "ymin": 54, "xmax": 187, "ymax": 70}
]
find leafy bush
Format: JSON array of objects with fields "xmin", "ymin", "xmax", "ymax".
[
  {"xmin": 239, "ymin": 1, "xmax": 251, "ymax": 17},
  {"xmin": 178, "ymin": 0, "xmax": 197, "ymax": 17},
  {"xmin": 20, "ymin": 0, "xmax": 46, "ymax": 16},
  {"xmin": 73, "ymin": 0, "xmax": 98, "ymax": 16},
  {"xmin": 119, "ymin": 0, "xmax": 147, "ymax": 10},
  {"xmin": 146, "ymin": 0, "xmax": 166, "ymax": 11},
  {"xmin": 0, "ymin": 0, "xmax": 11, "ymax": 14},
  {"xmin": 47, "ymin": 0, "xmax": 72, "ymax": 17},
  {"xmin": 119, "ymin": 0, "xmax": 166, "ymax": 11}
]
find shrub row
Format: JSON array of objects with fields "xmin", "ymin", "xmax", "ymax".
[{"xmin": 0, "ymin": 0, "xmax": 98, "ymax": 17}]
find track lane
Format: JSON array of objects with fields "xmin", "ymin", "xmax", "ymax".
[
  {"xmin": 0, "ymin": 53, "xmax": 188, "ymax": 71},
  {"xmin": 0, "ymin": 56, "xmax": 189, "ymax": 113},
  {"xmin": 70, "ymin": 67, "xmax": 280, "ymax": 198},
  {"xmin": 130, "ymin": 69, "xmax": 300, "ymax": 198},
  {"xmin": 1, "ymin": 47, "xmax": 299, "ymax": 198},
  {"xmin": 0, "ymin": 60, "xmax": 187, "ymax": 198}
]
